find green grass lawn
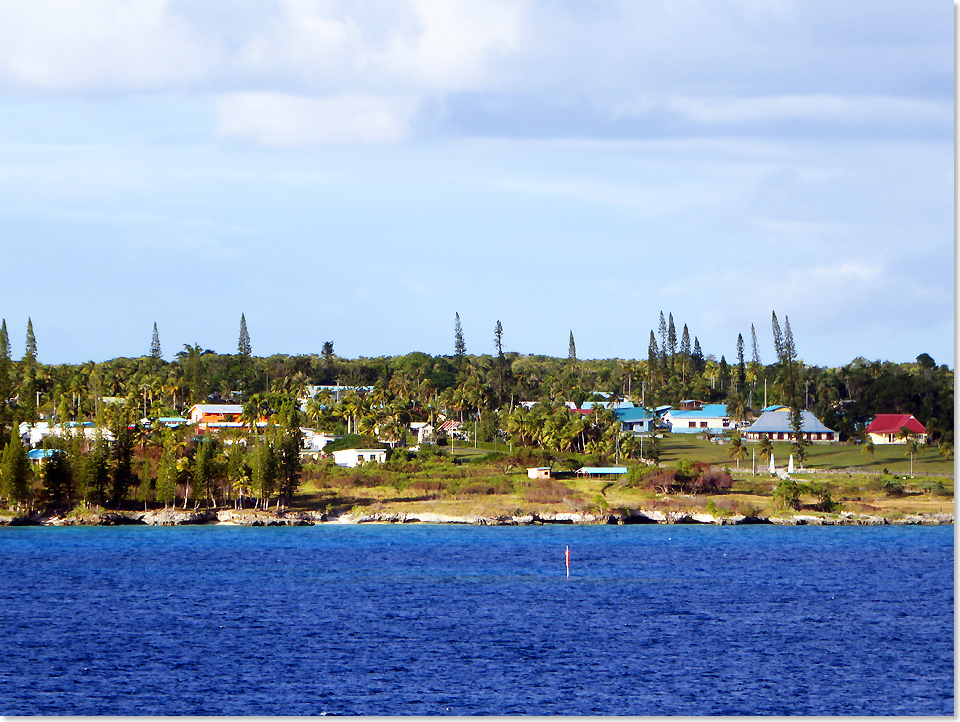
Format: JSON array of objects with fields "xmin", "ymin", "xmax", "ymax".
[{"xmin": 656, "ymin": 433, "xmax": 953, "ymax": 476}]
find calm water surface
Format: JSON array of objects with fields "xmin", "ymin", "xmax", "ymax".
[{"xmin": 0, "ymin": 524, "xmax": 952, "ymax": 715}]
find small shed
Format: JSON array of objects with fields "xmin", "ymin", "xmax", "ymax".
[{"xmin": 527, "ymin": 467, "xmax": 552, "ymax": 479}]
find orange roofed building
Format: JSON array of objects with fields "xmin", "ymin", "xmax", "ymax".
[{"xmin": 188, "ymin": 404, "xmax": 244, "ymax": 425}]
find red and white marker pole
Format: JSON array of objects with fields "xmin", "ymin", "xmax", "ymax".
[{"xmin": 565, "ymin": 546, "xmax": 570, "ymax": 578}]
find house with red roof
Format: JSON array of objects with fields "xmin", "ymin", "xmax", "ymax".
[{"xmin": 864, "ymin": 414, "xmax": 927, "ymax": 445}]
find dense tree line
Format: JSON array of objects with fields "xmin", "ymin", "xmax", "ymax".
[{"xmin": 0, "ymin": 313, "xmax": 951, "ymax": 512}]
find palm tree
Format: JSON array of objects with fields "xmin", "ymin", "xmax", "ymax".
[
  {"xmin": 905, "ymin": 439, "xmax": 919, "ymax": 476},
  {"xmin": 727, "ymin": 430, "xmax": 748, "ymax": 469},
  {"xmin": 726, "ymin": 393, "xmax": 748, "ymax": 426},
  {"xmin": 757, "ymin": 434, "xmax": 773, "ymax": 463}
]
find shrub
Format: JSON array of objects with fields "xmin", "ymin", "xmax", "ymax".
[
  {"xmin": 773, "ymin": 479, "xmax": 801, "ymax": 510},
  {"xmin": 880, "ymin": 478, "xmax": 905, "ymax": 497},
  {"xmin": 624, "ymin": 464, "xmax": 655, "ymax": 487},
  {"xmin": 916, "ymin": 479, "xmax": 949, "ymax": 497},
  {"xmin": 705, "ymin": 499, "xmax": 732, "ymax": 517},
  {"xmin": 689, "ymin": 468, "xmax": 733, "ymax": 494},
  {"xmin": 806, "ymin": 480, "xmax": 837, "ymax": 512}
]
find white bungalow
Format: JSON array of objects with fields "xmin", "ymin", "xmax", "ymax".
[
  {"xmin": 663, "ymin": 404, "xmax": 731, "ymax": 434},
  {"xmin": 331, "ymin": 448, "xmax": 387, "ymax": 467}
]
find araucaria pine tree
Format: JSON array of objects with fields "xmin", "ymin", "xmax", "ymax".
[
  {"xmin": 238, "ymin": 314, "xmax": 252, "ymax": 358},
  {"xmin": 1, "ymin": 433, "xmax": 31, "ymax": 509},
  {"xmin": 568, "ymin": 331, "xmax": 577, "ymax": 362},
  {"xmin": 0, "ymin": 320, "xmax": 11, "ymax": 444},
  {"xmin": 454, "ymin": 313, "xmax": 466, "ymax": 357},
  {"xmin": 150, "ymin": 322, "xmax": 162, "ymax": 360},
  {"xmin": 736, "ymin": 333, "xmax": 746, "ymax": 388},
  {"xmin": 21, "ymin": 318, "xmax": 38, "ymax": 421}
]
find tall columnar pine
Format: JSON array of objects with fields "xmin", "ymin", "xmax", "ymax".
[
  {"xmin": 647, "ymin": 331, "xmax": 659, "ymax": 389},
  {"xmin": 24, "ymin": 318, "xmax": 36, "ymax": 364},
  {"xmin": 771, "ymin": 311, "xmax": 785, "ymax": 362},
  {"xmin": 0, "ymin": 319, "xmax": 10, "ymax": 445},
  {"xmin": 237, "ymin": 313, "xmax": 252, "ymax": 392},
  {"xmin": 276, "ymin": 400, "xmax": 302, "ymax": 507},
  {"xmin": 658, "ymin": 312, "xmax": 668, "ymax": 376},
  {"xmin": 42, "ymin": 450, "xmax": 73, "ymax": 509},
  {"xmin": 250, "ymin": 436, "xmax": 274, "ymax": 509},
  {"xmin": 238, "ymin": 314, "xmax": 252, "ymax": 358},
  {"xmin": 155, "ymin": 433, "xmax": 177, "ymax": 508},
  {"xmin": 679, "ymin": 324, "xmax": 691, "ymax": 383},
  {"xmin": 454, "ymin": 313, "xmax": 466, "ymax": 358},
  {"xmin": 568, "ymin": 331, "xmax": 577, "ymax": 362},
  {"xmin": 751, "ymin": 323, "xmax": 761, "ymax": 366},
  {"xmin": 782, "ymin": 316, "xmax": 806, "ymax": 464},
  {"xmin": 150, "ymin": 322, "xmax": 162, "ymax": 360},
  {"xmin": 1, "ymin": 432, "xmax": 30, "ymax": 508},
  {"xmin": 667, "ymin": 313, "xmax": 677, "ymax": 372},
  {"xmin": 194, "ymin": 435, "xmax": 216, "ymax": 507},
  {"xmin": 82, "ymin": 431, "xmax": 111, "ymax": 507},
  {"xmin": 494, "ymin": 321, "xmax": 504, "ymax": 359},
  {"xmin": 110, "ymin": 424, "xmax": 136, "ymax": 508},
  {"xmin": 736, "ymin": 333, "xmax": 746, "ymax": 389},
  {"xmin": 21, "ymin": 318, "xmax": 37, "ymax": 421},
  {"xmin": 692, "ymin": 337, "xmax": 704, "ymax": 376}
]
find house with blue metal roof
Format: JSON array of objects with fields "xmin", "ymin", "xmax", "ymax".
[
  {"xmin": 27, "ymin": 448, "xmax": 57, "ymax": 464},
  {"xmin": 613, "ymin": 406, "xmax": 656, "ymax": 433},
  {"xmin": 743, "ymin": 409, "xmax": 837, "ymax": 442},
  {"xmin": 663, "ymin": 404, "xmax": 731, "ymax": 434}
]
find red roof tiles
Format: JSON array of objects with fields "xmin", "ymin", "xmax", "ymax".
[{"xmin": 865, "ymin": 414, "xmax": 925, "ymax": 435}]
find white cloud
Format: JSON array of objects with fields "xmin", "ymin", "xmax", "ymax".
[
  {"xmin": 216, "ymin": 92, "xmax": 418, "ymax": 145},
  {"xmin": 659, "ymin": 94, "xmax": 950, "ymax": 126},
  {"xmin": 0, "ymin": 0, "xmax": 215, "ymax": 91}
]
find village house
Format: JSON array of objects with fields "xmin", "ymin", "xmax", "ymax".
[
  {"xmin": 409, "ymin": 422, "xmax": 435, "ymax": 444},
  {"xmin": 742, "ymin": 408, "xmax": 837, "ymax": 442},
  {"xmin": 331, "ymin": 448, "xmax": 387, "ymax": 467},
  {"xmin": 864, "ymin": 414, "xmax": 927, "ymax": 445},
  {"xmin": 614, "ymin": 406, "xmax": 656, "ymax": 434},
  {"xmin": 663, "ymin": 403, "xmax": 731, "ymax": 434},
  {"xmin": 188, "ymin": 404, "xmax": 244, "ymax": 425}
]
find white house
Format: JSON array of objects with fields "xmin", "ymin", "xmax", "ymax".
[
  {"xmin": 331, "ymin": 448, "xmax": 387, "ymax": 467},
  {"xmin": 302, "ymin": 429, "xmax": 342, "ymax": 452},
  {"xmin": 663, "ymin": 404, "xmax": 731, "ymax": 434},
  {"xmin": 409, "ymin": 422, "xmax": 435, "ymax": 444}
]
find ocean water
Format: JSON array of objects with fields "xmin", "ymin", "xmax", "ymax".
[{"xmin": 0, "ymin": 524, "xmax": 952, "ymax": 716}]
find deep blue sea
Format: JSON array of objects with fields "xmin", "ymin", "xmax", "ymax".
[{"xmin": 0, "ymin": 524, "xmax": 952, "ymax": 716}]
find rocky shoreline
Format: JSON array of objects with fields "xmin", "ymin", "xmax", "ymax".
[{"xmin": 1, "ymin": 508, "xmax": 953, "ymax": 527}]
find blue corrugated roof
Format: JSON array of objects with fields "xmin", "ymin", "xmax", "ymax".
[
  {"xmin": 745, "ymin": 409, "xmax": 834, "ymax": 434},
  {"xmin": 577, "ymin": 467, "xmax": 628, "ymax": 475},
  {"xmin": 668, "ymin": 404, "xmax": 729, "ymax": 419},
  {"xmin": 614, "ymin": 407, "xmax": 654, "ymax": 422}
]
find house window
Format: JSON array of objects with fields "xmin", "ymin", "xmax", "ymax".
[
  {"xmin": 688, "ymin": 422, "xmax": 696, "ymax": 428},
  {"xmin": 700, "ymin": 421, "xmax": 708, "ymax": 428}
]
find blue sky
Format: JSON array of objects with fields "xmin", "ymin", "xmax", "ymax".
[{"xmin": 0, "ymin": 1, "xmax": 953, "ymax": 368}]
